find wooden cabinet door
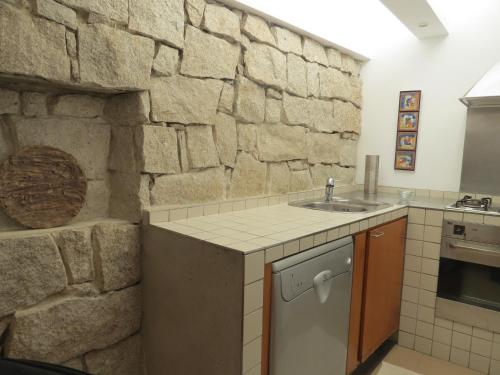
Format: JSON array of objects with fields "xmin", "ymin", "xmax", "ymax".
[{"xmin": 360, "ymin": 218, "xmax": 407, "ymax": 361}]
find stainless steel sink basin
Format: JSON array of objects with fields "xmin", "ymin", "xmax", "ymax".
[{"xmin": 290, "ymin": 197, "xmax": 392, "ymax": 213}]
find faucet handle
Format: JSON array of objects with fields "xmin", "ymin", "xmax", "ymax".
[{"xmin": 326, "ymin": 177, "xmax": 335, "ymax": 187}]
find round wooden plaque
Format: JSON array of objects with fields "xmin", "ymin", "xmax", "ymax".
[{"xmin": 0, "ymin": 146, "xmax": 87, "ymax": 229}]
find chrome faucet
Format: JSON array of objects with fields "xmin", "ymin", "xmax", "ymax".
[{"xmin": 325, "ymin": 177, "xmax": 335, "ymax": 202}]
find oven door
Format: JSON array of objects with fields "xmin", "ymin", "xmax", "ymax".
[{"xmin": 438, "ymin": 238, "xmax": 500, "ymax": 312}]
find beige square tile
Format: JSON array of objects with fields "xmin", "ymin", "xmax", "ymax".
[
  {"xmin": 463, "ymin": 213, "xmax": 484, "ymax": 224},
  {"xmin": 368, "ymin": 217, "xmax": 378, "ymax": 228},
  {"xmin": 399, "ymin": 331, "xmax": 416, "ymax": 349},
  {"xmin": 416, "ymin": 320, "xmax": 434, "ymax": 339},
  {"xmin": 415, "ymin": 336, "xmax": 432, "ymax": 355},
  {"xmin": 435, "ymin": 317, "xmax": 453, "ymax": 330},
  {"xmin": 401, "ymin": 301, "xmax": 418, "ymax": 318},
  {"xmin": 471, "ymin": 336, "xmax": 492, "ymax": 356},
  {"xmin": 491, "ymin": 359, "xmax": 500, "ymax": 375},
  {"xmin": 454, "ymin": 322, "xmax": 473, "ymax": 335},
  {"xmin": 420, "ymin": 274, "xmax": 438, "ymax": 292},
  {"xmin": 472, "ymin": 327, "xmax": 493, "ymax": 341},
  {"xmin": 450, "ymin": 347, "xmax": 470, "ymax": 367},
  {"xmin": 349, "ymin": 222, "xmax": 360, "ymax": 234},
  {"xmin": 425, "ymin": 210, "xmax": 444, "ymax": 227},
  {"xmin": 400, "ymin": 316, "xmax": 417, "ymax": 333},
  {"xmin": 299, "ymin": 235, "xmax": 314, "ymax": 251},
  {"xmin": 170, "ymin": 207, "xmax": 188, "ymax": 221},
  {"xmin": 338, "ymin": 225, "xmax": 350, "ymax": 238},
  {"xmin": 403, "ymin": 270, "xmax": 420, "ymax": 288},
  {"xmin": 422, "ymin": 242, "xmax": 440, "ymax": 259},
  {"xmin": 418, "ymin": 289, "xmax": 436, "ymax": 308},
  {"xmin": 360, "ymin": 220, "xmax": 369, "ymax": 231},
  {"xmin": 187, "ymin": 205, "xmax": 204, "ymax": 218},
  {"xmin": 384, "ymin": 345, "xmax": 422, "ymax": 372},
  {"xmin": 469, "ymin": 353, "xmax": 490, "ymax": 374},
  {"xmin": 434, "ymin": 325, "xmax": 452, "ymax": 345},
  {"xmin": 417, "ymin": 305, "xmax": 435, "ymax": 324},
  {"xmin": 245, "ymin": 251, "xmax": 264, "ymax": 285},
  {"xmin": 432, "ymin": 342, "xmax": 451, "ymax": 361},
  {"xmin": 405, "ymin": 255, "xmax": 422, "ymax": 272},
  {"xmin": 402, "ymin": 285, "xmax": 419, "ymax": 303},
  {"xmin": 327, "ymin": 228, "xmax": 339, "ymax": 242},
  {"xmin": 415, "ymin": 189, "xmax": 430, "ymax": 197},
  {"xmin": 243, "ymin": 309, "xmax": 263, "ymax": 345},
  {"xmin": 242, "ymin": 337, "xmax": 262, "ymax": 373},
  {"xmin": 430, "ymin": 190, "xmax": 445, "ymax": 199},
  {"xmin": 233, "ymin": 200, "xmax": 246, "ymax": 211},
  {"xmin": 407, "ymin": 224, "xmax": 424, "ymax": 240},
  {"xmin": 283, "ymin": 240, "xmax": 300, "ymax": 256},
  {"xmin": 424, "ymin": 226, "xmax": 442, "ymax": 243},
  {"xmin": 452, "ymin": 331, "xmax": 472, "ymax": 351},
  {"xmin": 421, "ymin": 258, "xmax": 439, "ymax": 276},
  {"xmin": 444, "ymin": 211, "xmax": 464, "ymax": 221},
  {"xmin": 244, "ymin": 280, "xmax": 264, "ymax": 314},
  {"xmin": 243, "ymin": 363, "xmax": 261, "ymax": 375},
  {"xmin": 444, "ymin": 191, "xmax": 460, "ymax": 200},
  {"xmin": 409, "ymin": 208, "xmax": 426, "ymax": 224},
  {"xmin": 406, "ymin": 239, "xmax": 423, "ymax": 256},
  {"xmin": 313, "ymin": 231, "xmax": 327, "ymax": 246},
  {"xmin": 485, "ymin": 216, "xmax": 500, "ymax": 227},
  {"xmin": 219, "ymin": 201, "xmax": 233, "ymax": 213},
  {"xmin": 265, "ymin": 245, "xmax": 284, "ymax": 263}
]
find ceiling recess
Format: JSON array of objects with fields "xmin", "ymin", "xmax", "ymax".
[{"xmin": 380, "ymin": 0, "xmax": 448, "ymax": 39}]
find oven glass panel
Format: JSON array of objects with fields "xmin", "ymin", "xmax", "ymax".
[{"xmin": 438, "ymin": 258, "xmax": 500, "ymax": 312}]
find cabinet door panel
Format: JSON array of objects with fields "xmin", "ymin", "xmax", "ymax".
[{"xmin": 360, "ymin": 218, "xmax": 406, "ymax": 361}]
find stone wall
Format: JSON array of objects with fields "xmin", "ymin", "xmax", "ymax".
[{"xmin": 0, "ymin": 221, "xmax": 142, "ymax": 374}]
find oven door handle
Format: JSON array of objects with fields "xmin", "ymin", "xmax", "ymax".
[{"xmin": 442, "ymin": 239, "xmax": 500, "ymax": 268}]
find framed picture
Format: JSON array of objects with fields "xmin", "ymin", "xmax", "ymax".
[
  {"xmin": 399, "ymin": 91, "xmax": 421, "ymax": 112},
  {"xmin": 398, "ymin": 112, "xmax": 419, "ymax": 131},
  {"xmin": 396, "ymin": 132, "xmax": 418, "ymax": 151},
  {"xmin": 395, "ymin": 151, "xmax": 416, "ymax": 171}
]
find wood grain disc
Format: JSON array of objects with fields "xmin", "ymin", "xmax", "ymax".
[{"xmin": 0, "ymin": 146, "xmax": 87, "ymax": 229}]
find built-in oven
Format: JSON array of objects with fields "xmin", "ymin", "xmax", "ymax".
[{"xmin": 436, "ymin": 220, "xmax": 500, "ymax": 331}]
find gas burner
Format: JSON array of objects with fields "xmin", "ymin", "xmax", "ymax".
[{"xmin": 452, "ymin": 195, "xmax": 492, "ymax": 211}]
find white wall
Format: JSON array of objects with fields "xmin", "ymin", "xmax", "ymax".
[{"xmin": 357, "ymin": 0, "xmax": 500, "ymax": 191}]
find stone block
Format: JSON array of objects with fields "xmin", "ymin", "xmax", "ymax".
[
  {"xmin": 13, "ymin": 117, "xmax": 110, "ymax": 179},
  {"xmin": 244, "ymin": 43, "xmax": 287, "ymax": 90},
  {"xmin": 307, "ymin": 132, "xmax": 340, "ymax": 164},
  {"xmin": 265, "ymin": 98, "xmax": 282, "ymax": 123},
  {"xmin": 214, "ymin": 113, "xmax": 237, "ymax": 167},
  {"xmin": 319, "ymin": 67, "xmax": 352, "ymax": 100},
  {"xmin": 92, "ymin": 223, "xmax": 141, "ymax": 292},
  {"xmin": 62, "ymin": 358, "xmax": 84, "ymax": 371},
  {"xmin": 6, "ymin": 285, "xmax": 141, "ymax": 363},
  {"xmin": 288, "ymin": 160, "xmax": 308, "ymax": 171},
  {"xmin": 0, "ymin": 89, "xmax": 19, "ymax": 115},
  {"xmin": 85, "ymin": 334, "xmax": 142, "ymax": 375},
  {"xmin": 218, "ymin": 82, "xmax": 235, "ymax": 114},
  {"xmin": 108, "ymin": 127, "xmax": 139, "ymax": 173},
  {"xmin": 150, "ymin": 76, "xmax": 223, "ymax": 125},
  {"xmin": 181, "ymin": 26, "xmax": 240, "ymax": 80},
  {"xmin": 136, "ymin": 125, "xmax": 180, "ymax": 174},
  {"xmin": 267, "ymin": 88, "xmax": 282, "ymax": 99},
  {"xmin": 21, "ymin": 92, "xmax": 47, "ymax": 117},
  {"xmin": 339, "ymin": 139, "xmax": 357, "ymax": 167},
  {"xmin": 289, "ymin": 170, "xmax": 313, "ymax": 192},
  {"xmin": 79, "ymin": 24, "xmax": 154, "ymax": 90},
  {"xmin": 282, "ymin": 94, "xmax": 335, "ymax": 133},
  {"xmin": 66, "ymin": 31, "xmax": 77, "ymax": 57},
  {"xmin": 35, "ymin": 0, "xmax": 77, "ymax": 29},
  {"xmin": 267, "ymin": 163, "xmax": 290, "ymax": 194},
  {"xmin": 0, "ymin": 4, "xmax": 70, "ymax": 82},
  {"xmin": 342, "ymin": 54, "xmax": 361, "ymax": 76},
  {"xmin": 287, "ymin": 54, "xmax": 307, "ymax": 97},
  {"xmin": 333, "ymin": 100, "xmax": 361, "ymax": 133},
  {"xmin": 310, "ymin": 163, "xmax": 335, "ymax": 187},
  {"xmin": 71, "ymin": 179, "xmax": 110, "ymax": 223},
  {"xmin": 53, "ymin": 228, "xmax": 93, "ymax": 284},
  {"xmin": 153, "ymin": 45, "xmax": 179, "ymax": 77},
  {"xmin": 186, "ymin": 0, "xmax": 206, "ymax": 27},
  {"xmin": 51, "ymin": 94, "xmax": 105, "ymax": 118},
  {"xmin": 56, "ymin": 0, "xmax": 128, "ymax": 24},
  {"xmin": 151, "ymin": 167, "xmax": 225, "ymax": 205},
  {"xmin": 302, "ymin": 38, "xmax": 328, "ymax": 66},
  {"xmin": 229, "ymin": 152, "xmax": 267, "ymax": 198},
  {"xmin": 326, "ymin": 48, "xmax": 342, "ymax": 69},
  {"xmin": 177, "ymin": 131, "xmax": 189, "ymax": 172},
  {"xmin": 242, "ymin": 14, "xmax": 276, "ymax": 46},
  {"xmin": 105, "ymin": 91, "xmax": 150, "ymax": 126},
  {"xmin": 272, "ymin": 26, "xmax": 302, "ymax": 54},
  {"xmin": 257, "ymin": 123, "xmax": 307, "ymax": 161},
  {"xmin": 186, "ymin": 126, "xmax": 220, "ymax": 168},
  {"xmin": 350, "ymin": 76, "xmax": 362, "ymax": 107},
  {"xmin": 109, "ymin": 173, "xmax": 150, "ymax": 223},
  {"xmin": 129, "ymin": 0, "xmax": 184, "ymax": 49},
  {"xmin": 237, "ymin": 124, "xmax": 258, "ymax": 156},
  {"xmin": 0, "ymin": 235, "xmax": 67, "ymax": 317},
  {"xmin": 235, "ymin": 76, "xmax": 265, "ymax": 123},
  {"xmin": 203, "ymin": 4, "xmax": 241, "ymax": 42},
  {"xmin": 334, "ymin": 165, "xmax": 356, "ymax": 185},
  {"xmin": 307, "ymin": 63, "xmax": 320, "ymax": 97}
]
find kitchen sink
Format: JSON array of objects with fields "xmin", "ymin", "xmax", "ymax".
[{"xmin": 290, "ymin": 197, "xmax": 392, "ymax": 213}]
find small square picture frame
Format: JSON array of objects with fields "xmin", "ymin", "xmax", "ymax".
[
  {"xmin": 398, "ymin": 112, "xmax": 419, "ymax": 131},
  {"xmin": 399, "ymin": 91, "xmax": 421, "ymax": 112},
  {"xmin": 394, "ymin": 150, "xmax": 416, "ymax": 171},
  {"xmin": 396, "ymin": 132, "xmax": 418, "ymax": 151}
]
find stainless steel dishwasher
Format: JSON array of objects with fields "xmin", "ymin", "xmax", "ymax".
[{"xmin": 269, "ymin": 236, "xmax": 353, "ymax": 375}]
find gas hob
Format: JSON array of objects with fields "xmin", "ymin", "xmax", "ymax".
[{"xmin": 446, "ymin": 195, "xmax": 500, "ymax": 215}]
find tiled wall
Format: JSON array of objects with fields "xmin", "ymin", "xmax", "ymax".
[{"xmin": 399, "ymin": 207, "xmax": 500, "ymax": 375}]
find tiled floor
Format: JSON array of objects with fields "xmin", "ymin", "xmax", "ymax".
[{"xmin": 369, "ymin": 346, "xmax": 481, "ymax": 375}]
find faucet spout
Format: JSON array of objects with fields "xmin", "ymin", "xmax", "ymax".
[{"xmin": 325, "ymin": 177, "xmax": 335, "ymax": 202}]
